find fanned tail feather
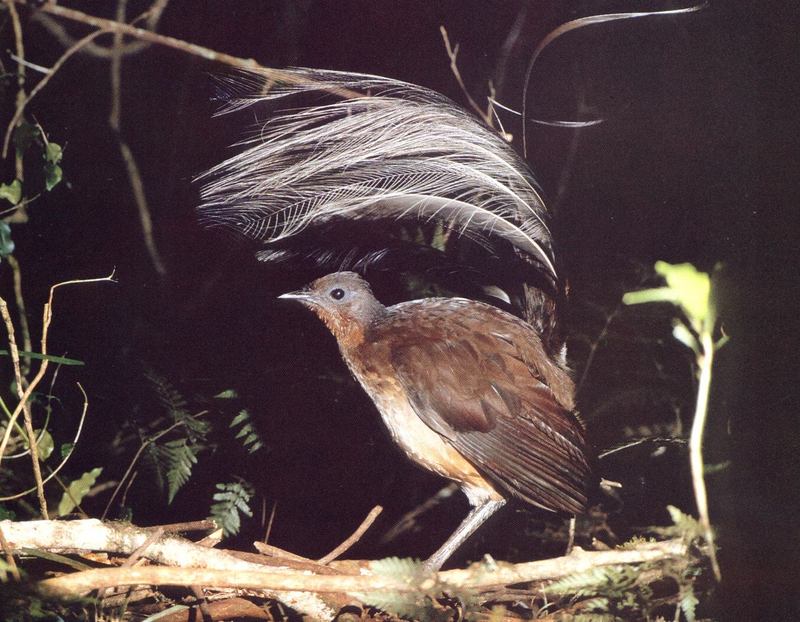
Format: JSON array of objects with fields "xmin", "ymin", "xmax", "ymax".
[
  {"xmin": 199, "ymin": 68, "xmax": 556, "ymax": 279},
  {"xmin": 199, "ymin": 68, "xmax": 566, "ymax": 346}
]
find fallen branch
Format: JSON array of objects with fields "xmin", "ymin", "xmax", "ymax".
[
  {"xmin": 32, "ymin": 539, "xmax": 685, "ymax": 596},
  {"xmin": 0, "ymin": 518, "xmax": 341, "ymax": 618},
  {"xmin": 1, "ymin": 518, "xmax": 686, "ymax": 618}
]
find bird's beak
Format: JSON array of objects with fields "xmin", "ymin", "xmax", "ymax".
[{"xmin": 278, "ymin": 289, "xmax": 317, "ymax": 306}]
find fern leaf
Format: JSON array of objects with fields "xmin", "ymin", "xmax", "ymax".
[
  {"xmin": 680, "ymin": 586, "xmax": 698, "ymax": 622},
  {"xmin": 355, "ymin": 557, "xmax": 444, "ymax": 619},
  {"xmin": 229, "ymin": 409, "xmax": 264, "ymax": 453},
  {"xmin": 162, "ymin": 439, "xmax": 198, "ymax": 504},
  {"xmin": 548, "ymin": 565, "xmax": 636, "ymax": 599},
  {"xmin": 209, "ymin": 481, "xmax": 254, "ymax": 536}
]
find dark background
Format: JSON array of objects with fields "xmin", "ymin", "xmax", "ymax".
[{"xmin": 2, "ymin": 1, "xmax": 798, "ymax": 619}]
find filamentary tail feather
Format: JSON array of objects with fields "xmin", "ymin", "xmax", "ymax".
[
  {"xmin": 198, "ymin": 68, "xmax": 562, "ymax": 343},
  {"xmin": 200, "ymin": 68, "xmax": 555, "ymax": 272}
]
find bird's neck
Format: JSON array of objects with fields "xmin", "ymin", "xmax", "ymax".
[{"xmin": 322, "ymin": 300, "xmax": 388, "ymax": 350}]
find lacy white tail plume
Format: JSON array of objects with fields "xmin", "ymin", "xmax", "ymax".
[{"xmin": 198, "ymin": 68, "xmax": 557, "ymax": 280}]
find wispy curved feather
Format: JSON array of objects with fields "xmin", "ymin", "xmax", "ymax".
[{"xmin": 198, "ymin": 68, "xmax": 558, "ymax": 280}]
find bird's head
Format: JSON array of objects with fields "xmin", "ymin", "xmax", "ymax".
[{"xmin": 279, "ymin": 271, "xmax": 387, "ymax": 346}]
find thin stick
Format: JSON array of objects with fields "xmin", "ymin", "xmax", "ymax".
[
  {"xmin": 0, "ymin": 273, "xmax": 115, "ymax": 473},
  {"xmin": 189, "ymin": 585, "xmax": 214, "ymax": 622},
  {"xmin": 108, "ymin": 0, "xmax": 166, "ymax": 276},
  {"xmin": 253, "ymin": 542, "xmax": 315, "ymax": 565},
  {"xmin": 0, "ymin": 524, "xmax": 21, "ymax": 581},
  {"xmin": 439, "ymin": 26, "xmax": 493, "ymax": 127},
  {"xmin": 99, "ymin": 525, "xmax": 163, "ymax": 604},
  {"xmin": 690, "ymin": 331, "xmax": 720, "ymax": 580},
  {"xmin": 5, "ymin": 0, "xmax": 26, "ymax": 217},
  {"xmin": 316, "ymin": 505, "xmax": 382, "ymax": 565},
  {"xmin": 8, "ymin": 1, "xmax": 362, "ymax": 100},
  {"xmin": 380, "ymin": 483, "xmax": 457, "ymax": 544},
  {"xmin": 575, "ymin": 301, "xmax": 622, "ymax": 396},
  {"xmin": 0, "ymin": 382, "xmax": 89, "ymax": 502},
  {"xmin": 0, "ymin": 297, "xmax": 47, "ymax": 517},
  {"xmin": 2, "ymin": 26, "xmax": 111, "ymax": 157},
  {"xmin": 126, "ymin": 527, "xmax": 164, "ymax": 568},
  {"xmin": 31, "ymin": 0, "xmax": 170, "ymax": 59},
  {"xmin": 263, "ymin": 499, "xmax": 277, "ymax": 544},
  {"xmin": 6, "ymin": 256, "xmax": 31, "ymax": 375}
]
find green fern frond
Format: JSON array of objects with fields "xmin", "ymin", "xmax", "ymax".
[
  {"xmin": 209, "ymin": 481, "xmax": 254, "ymax": 537},
  {"xmin": 230, "ymin": 409, "xmax": 264, "ymax": 454},
  {"xmin": 368, "ymin": 556, "xmax": 426, "ymax": 582},
  {"xmin": 667, "ymin": 505, "xmax": 703, "ymax": 541},
  {"xmin": 142, "ymin": 442, "xmax": 165, "ymax": 493},
  {"xmin": 680, "ymin": 586, "xmax": 698, "ymax": 622},
  {"xmin": 145, "ymin": 369, "xmax": 189, "ymax": 417},
  {"xmin": 161, "ymin": 439, "xmax": 199, "ymax": 504},
  {"xmin": 648, "ymin": 505, "xmax": 705, "ymax": 544},
  {"xmin": 548, "ymin": 565, "xmax": 636, "ymax": 599},
  {"xmin": 144, "ymin": 369, "xmax": 210, "ymax": 443},
  {"xmin": 619, "ymin": 535, "xmax": 656, "ymax": 549},
  {"xmin": 356, "ymin": 557, "xmax": 445, "ymax": 620}
]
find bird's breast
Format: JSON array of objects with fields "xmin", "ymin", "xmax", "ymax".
[{"xmin": 341, "ymin": 349, "xmax": 498, "ymax": 497}]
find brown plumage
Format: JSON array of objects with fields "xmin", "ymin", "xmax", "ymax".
[{"xmin": 280, "ymin": 271, "xmax": 592, "ymax": 570}]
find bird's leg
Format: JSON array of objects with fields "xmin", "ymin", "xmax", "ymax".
[{"xmin": 423, "ymin": 497, "xmax": 506, "ymax": 572}]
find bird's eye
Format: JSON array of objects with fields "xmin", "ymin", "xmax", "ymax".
[{"xmin": 330, "ymin": 288, "xmax": 345, "ymax": 300}]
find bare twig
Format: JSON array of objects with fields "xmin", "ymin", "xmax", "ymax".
[
  {"xmin": 5, "ymin": 0, "xmax": 26, "ymax": 214},
  {"xmin": 0, "ymin": 381, "xmax": 88, "ymax": 502},
  {"xmin": 0, "ymin": 296, "xmax": 47, "ymax": 517},
  {"xmin": 574, "ymin": 301, "xmax": 622, "ymax": 396},
  {"xmin": 31, "ymin": 0, "xmax": 170, "ymax": 59},
  {"xmin": 108, "ymin": 0, "xmax": 166, "ymax": 276},
  {"xmin": 6, "ymin": 255, "xmax": 32, "ymax": 374},
  {"xmin": 3, "ymin": 0, "xmax": 28, "ymax": 223},
  {"xmin": 0, "ymin": 524, "xmax": 21, "ymax": 581},
  {"xmin": 253, "ymin": 541, "xmax": 316, "ymax": 565},
  {"xmin": 189, "ymin": 585, "xmax": 214, "ymax": 622},
  {"xmin": 0, "ymin": 273, "xmax": 115, "ymax": 474},
  {"xmin": 380, "ymin": 483, "xmax": 458, "ymax": 544},
  {"xmin": 108, "ymin": 0, "xmax": 128, "ymax": 130},
  {"xmin": 98, "ymin": 525, "xmax": 165, "ymax": 604},
  {"xmin": 439, "ymin": 26, "xmax": 494, "ymax": 127},
  {"xmin": 2, "ymin": 27, "xmax": 111, "ymax": 157},
  {"xmin": 129, "ymin": 528, "xmax": 165, "ymax": 568},
  {"xmin": 317, "ymin": 505, "xmax": 382, "ymax": 564},
  {"xmin": 263, "ymin": 498, "xmax": 277, "ymax": 543},
  {"xmin": 492, "ymin": 3, "xmax": 528, "ymax": 97},
  {"xmin": 8, "ymin": 1, "xmax": 361, "ymax": 100}
]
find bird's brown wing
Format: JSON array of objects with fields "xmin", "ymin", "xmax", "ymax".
[{"xmin": 384, "ymin": 299, "xmax": 591, "ymax": 514}]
